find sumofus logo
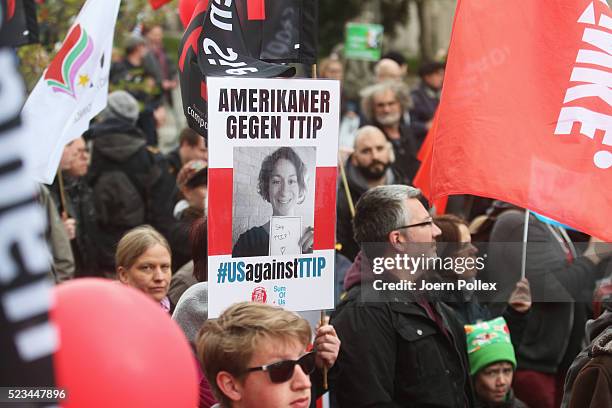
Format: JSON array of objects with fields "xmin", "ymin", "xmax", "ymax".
[
  {"xmin": 251, "ymin": 286, "xmax": 267, "ymax": 303},
  {"xmin": 44, "ymin": 24, "xmax": 94, "ymax": 98}
]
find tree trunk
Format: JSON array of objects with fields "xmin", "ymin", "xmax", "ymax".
[{"xmin": 415, "ymin": 0, "xmax": 433, "ymax": 61}]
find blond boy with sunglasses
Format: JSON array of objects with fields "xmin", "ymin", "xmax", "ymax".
[{"xmin": 197, "ymin": 302, "xmax": 339, "ymax": 408}]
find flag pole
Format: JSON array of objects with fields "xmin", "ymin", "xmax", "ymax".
[
  {"xmin": 56, "ymin": 168, "xmax": 68, "ymax": 219},
  {"xmin": 338, "ymin": 156, "xmax": 355, "ymax": 218},
  {"xmin": 312, "ymin": 62, "xmax": 329, "ymax": 391},
  {"xmin": 520, "ymin": 210, "xmax": 530, "ymax": 280},
  {"xmin": 324, "ymin": 58, "xmax": 354, "ymax": 218}
]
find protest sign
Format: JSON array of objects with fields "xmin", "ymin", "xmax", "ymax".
[
  {"xmin": 206, "ymin": 77, "xmax": 340, "ymax": 317},
  {"xmin": 344, "ymin": 22, "xmax": 383, "ymax": 61}
]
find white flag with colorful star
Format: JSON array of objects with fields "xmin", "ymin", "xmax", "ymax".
[{"xmin": 22, "ymin": 0, "xmax": 121, "ymax": 184}]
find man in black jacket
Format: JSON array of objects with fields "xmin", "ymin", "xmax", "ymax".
[
  {"xmin": 331, "ymin": 185, "xmax": 475, "ymax": 407},
  {"xmin": 337, "ymin": 126, "xmax": 405, "ymax": 262}
]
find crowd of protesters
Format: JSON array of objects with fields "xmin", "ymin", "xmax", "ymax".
[{"xmin": 36, "ymin": 25, "xmax": 612, "ymax": 408}]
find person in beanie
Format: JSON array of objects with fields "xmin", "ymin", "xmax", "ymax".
[
  {"xmin": 110, "ymin": 34, "xmax": 162, "ymax": 146},
  {"xmin": 465, "ymin": 317, "xmax": 527, "ymax": 408},
  {"xmin": 87, "ymin": 90, "xmax": 176, "ymax": 275}
]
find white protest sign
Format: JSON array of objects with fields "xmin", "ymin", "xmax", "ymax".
[{"xmin": 207, "ymin": 77, "xmax": 340, "ymax": 317}]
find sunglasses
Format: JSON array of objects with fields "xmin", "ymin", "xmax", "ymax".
[{"xmin": 245, "ymin": 351, "xmax": 316, "ymax": 383}]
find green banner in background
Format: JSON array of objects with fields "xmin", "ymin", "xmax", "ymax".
[{"xmin": 344, "ymin": 23, "xmax": 384, "ymax": 61}]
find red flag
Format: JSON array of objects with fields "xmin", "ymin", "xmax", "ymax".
[
  {"xmin": 148, "ymin": 0, "xmax": 171, "ymax": 10},
  {"xmin": 413, "ymin": 114, "xmax": 448, "ymax": 214},
  {"xmin": 430, "ymin": 0, "xmax": 612, "ymax": 240}
]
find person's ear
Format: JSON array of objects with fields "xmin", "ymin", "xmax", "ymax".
[
  {"xmin": 216, "ymin": 371, "xmax": 243, "ymax": 402},
  {"xmin": 297, "ymin": 176, "xmax": 307, "ymax": 204},
  {"xmin": 297, "ymin": 188, "xmax": 306, "ymax": 205},
  {"xmin": 388, "ymin": 230, "xmax": 406, "ymax": 252},
  {"xmin": 182, "ymin": 187, "xmax": 193, "ymax": 203},
  {"xmin": 117, "ymin": 266, "xmax": 129, "ymax": 284}
]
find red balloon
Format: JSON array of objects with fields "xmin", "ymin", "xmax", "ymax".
[
  {"xmin": 51, "ymin": 279, "xmax": 198, "ymax": 408},
  {"xmin": 179, "ymin": 0, "xmax": 199, "ymax": 28}
]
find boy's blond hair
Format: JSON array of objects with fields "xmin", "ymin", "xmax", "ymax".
[{"xmin": 196, "ymin": 302, "xmax": 311, "ymax": 407}]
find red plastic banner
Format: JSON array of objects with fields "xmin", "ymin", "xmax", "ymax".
[{"xmin": 431, "ymin": 0, "xmax": 612, "ymax": 239}]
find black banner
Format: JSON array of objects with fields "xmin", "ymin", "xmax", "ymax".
[
  {"xmin": 0, "ymin": 47, "xmax": 57, "ymax": 388},
  {"xmin": 0, "ymin": 0, "xmax": 39, "ymax": 47},
  {"xmin": 237, "ymin": 0, "xmax": 318, "ymax": 64},
  {"xmin": 179, "ymin": 0, "xmax": 317, "ymax": 138}
]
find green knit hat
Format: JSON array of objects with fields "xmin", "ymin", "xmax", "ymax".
[{"xmin": 464, "ymin": 317, "xmax": 516, "ymax": 376}]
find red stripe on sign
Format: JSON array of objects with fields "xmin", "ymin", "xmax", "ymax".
[
  {"xmin": 208, "ymin": 168, "xmax": 234, "ymax": 255},
  {"xmin": 247, "ymin": 0, "xmax": 265, "ymax": 20},
  {"xmin": 313, "ymin": 167, "xmax": 338, "ymax": 250}
]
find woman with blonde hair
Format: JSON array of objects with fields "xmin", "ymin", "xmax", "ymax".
[{"xmin": 116, "ymin": 225, "xmax": 173, "ymax": 312}]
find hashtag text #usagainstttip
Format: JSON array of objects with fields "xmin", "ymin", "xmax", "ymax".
[{"xmin": 216, "ymin": 257, "xmax": 326, "ymax": 284}]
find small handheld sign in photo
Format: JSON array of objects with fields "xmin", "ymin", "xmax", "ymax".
[{"xmin": 269, "ymin": 216, "xmax": 303, "ymax": 256}]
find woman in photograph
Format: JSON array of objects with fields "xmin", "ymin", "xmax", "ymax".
[
  {"xmin": 232, "ymin": 147, "xmax": 314, "ymax": 257},
  {"xmin": 116, "ymin": 225, "xmax": 173, "ymax": 312}
]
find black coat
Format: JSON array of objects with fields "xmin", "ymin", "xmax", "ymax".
[
  {"xmin": 331, "ymin": 284, "xmax": 475, "ymax": 407},
  {"xmin": 232, "ymin": 226, "xmax": 269, "ymax": 258},
  {"xmin": 87, "ymin": 119, "xmax": 177, "ymax": 270},
  {"xmin": 409, "ymin": 82, "xmax": 440, "ymax": 146},
  {"xmin": 374, "ymin": 122, "xmax": 421, "ymax": 184},
  {"xmin": 50, "ymin": 176, "xmax": 100, "ymax": 277},
  {"xmin": 487, "ymin": 210, "xmax": 605, "ymax": 373}
]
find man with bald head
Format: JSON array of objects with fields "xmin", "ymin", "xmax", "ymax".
[
  {"xmin": 336, "ymin": 126, "xmax": 406, "ymax": 261},
  {"xmin": 374, "ymin": 58, "xmax": 404, "ymax": 83}
]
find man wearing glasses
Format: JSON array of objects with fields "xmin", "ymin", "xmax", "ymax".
[
  {"xmin": 197, "ymin": 302, "xmax": 339, "ymax": 408},
  {"xmin": 331, "ymin": 185, "xmax": 475, "ymax": 407}
]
